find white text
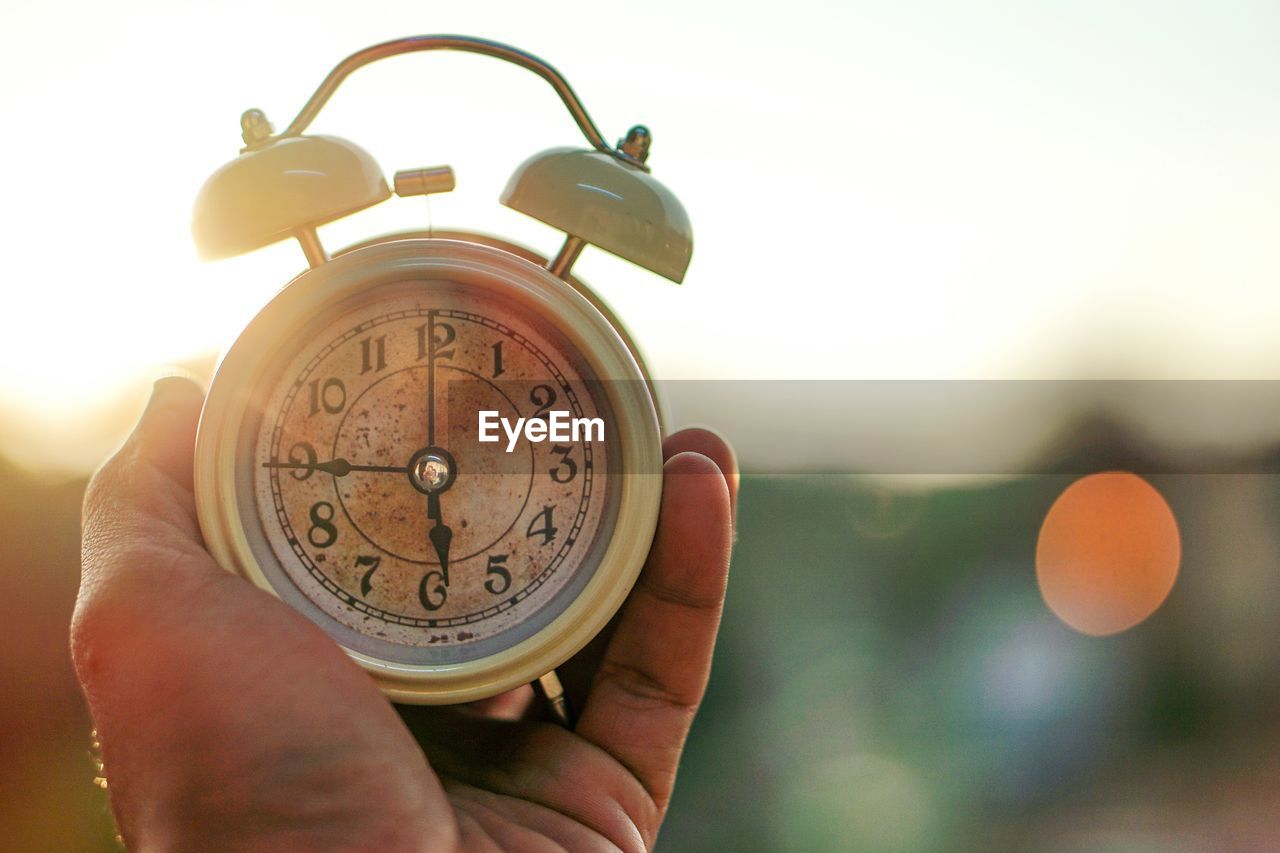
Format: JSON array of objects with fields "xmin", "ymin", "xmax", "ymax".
[{"xmin": 478, "ymin": 410, "xmax": 604, "ymax": 452}]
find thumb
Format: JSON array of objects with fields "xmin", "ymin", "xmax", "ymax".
[
  {"xmin": 85, "ymin": 374, "xmax": 206, "ymax": 540},
  {"xmin": 78, "ymin": 375, "xmax": 209, "ymax": 616},
  {"xmin": 127, "ymin": 374, "xmax": 205, "ymax": 493}
]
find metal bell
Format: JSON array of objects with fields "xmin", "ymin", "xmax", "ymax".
[
  {"xmin": 501, "ymin": 142, "xmax": 693, "ymax": 283},
  {"xmin": 192, "ymin": 129, "xmax": 389, "ymax": 262}
]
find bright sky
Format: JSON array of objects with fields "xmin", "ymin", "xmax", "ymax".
[{"xmin": 2, "ymin": 0, "xmax": 1279, "ymax": 471}]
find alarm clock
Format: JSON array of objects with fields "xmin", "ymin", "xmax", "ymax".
[{"xmin": 189, "ymin": 36, "xmax": 692, "ymax": 718}]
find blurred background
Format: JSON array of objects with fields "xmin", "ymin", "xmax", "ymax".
[{"xmin": 3, "ymin": 0, "xmax": 1280, "ymax": 848}]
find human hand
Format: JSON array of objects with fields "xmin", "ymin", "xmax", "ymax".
[{"xmin": 72, "ymin": 377, "xmax": 736, "ymax": 851}]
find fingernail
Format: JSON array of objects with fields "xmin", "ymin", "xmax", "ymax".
[
  {"xmin": 145, "ymin": 370, "xmax": 201, "ymax": 414},
  {"xmin": 153, "ymin": 365, "xmax": 201, "ymax": 386}
]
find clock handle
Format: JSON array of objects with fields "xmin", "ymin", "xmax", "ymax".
[
  {"xmin": 276, "ymin": 34, "xmax": 647, "ymax": 172},
  {"xmin": 533, "ymin": 670, "xmax": 574, "ymax": 728}
]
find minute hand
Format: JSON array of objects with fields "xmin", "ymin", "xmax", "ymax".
[
  {"xmin": 261, "ymin": 458, "xmax": 408, "ymax": 477},
  {"xmin": 427, "ymin": 311, "xmax": 437, "ymax": 447}
]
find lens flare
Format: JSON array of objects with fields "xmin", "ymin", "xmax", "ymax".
[{"xmin": 1036, "ymin": 472, "xmax": 1180, "ymax": 636}]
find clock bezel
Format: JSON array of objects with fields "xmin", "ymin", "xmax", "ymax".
[{"xmin": 194, "ymin": 238, "xmax": 663, "ymax": 704}]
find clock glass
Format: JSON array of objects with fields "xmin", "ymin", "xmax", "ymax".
[{"xmin": 237, "ymin": 277, "xmax": 621, "ymax": 667}]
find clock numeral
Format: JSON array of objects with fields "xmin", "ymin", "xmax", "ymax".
[
  {"xmin": 308, "ymin": 501, "xmax": 338, "ymax": 548},
  {"xmin": 309, "ymin": 377, "xmax": 346, "ymax": 415},
  {"xmin": 550, "ymin": 444, "xmax": 577, "ymax": 484},
  {"xmin": 530, "ymin": 384, "xmax": 557, "ymax": 420},
  {"xmin": 491, "ymin": 341, "xmax": 505, "ymax": 378},
  {"xmin": 526, "ymin": 505, "xmax": 558, "ymax": 545},
  {"xmin": 484, "ymin": 554, "xmax": 511, "ymax": 595},
  {"xmin": 419, "ymin": 570, "xmax": 447, "ymax": 611},
  {"xmin": 360, "ymin": 335, "xmax": 387, "ymax": 374},
  {"xmin": 417, "ymin": 320, "xmax": 456, "ymax": 361},
  {"xmin": 288, "ymin": 441, "xmax": 317, "ymax": 480},
  {"xmin": 355, "ymin": 555, "xmax": 381, "ymax": 596}
]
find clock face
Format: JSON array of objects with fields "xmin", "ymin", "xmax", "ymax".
[
  {"xmin": 236, "ymin": 278, "xmax": 621, "ymax": 667},
  {"xmin": 196, "ymin": 240, "xmax": 662, "ymax": 701}
]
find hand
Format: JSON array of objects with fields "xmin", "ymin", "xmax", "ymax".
[
  {"xmin": 72, "ymin": 376, "xmax": 737, "ymax": 851},
  {"xmin": 261, "ymin": 456, "xmax": 410, "ymax": 476},
  {"xmin": 426, "ymin": 490, "xmax": 452, "ymax": 605},
  {"xmin": 427, "ymin": 492, "xmax": 452, "ymax": 580}
]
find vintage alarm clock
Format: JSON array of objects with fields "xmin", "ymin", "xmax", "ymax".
[{"xmin": 190, "ymin": 36, "xmax": 691, "ymax": 718}]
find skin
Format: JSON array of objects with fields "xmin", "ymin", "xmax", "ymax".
[{"xmin": 72, "ymin": 376, "xmax": 737, "ymax": 851}]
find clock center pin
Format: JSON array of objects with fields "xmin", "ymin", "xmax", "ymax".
[{"xmin": 408, "ymin": 447, "xmax": 457, "ymax": 494}]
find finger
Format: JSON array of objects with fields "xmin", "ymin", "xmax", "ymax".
[
  {"xmin": 574, "ymin": 451, "xmax": 732, "ymax": 813},
  {"xmin": 662, "ymin": 427, "xmax": 739, "ymax": 517},
  {"xmin": 130, "ymin": 374, "xmax": 205, "ymax": 492},
  {"xmin": 74, "ymin": 379, "xmax": 453, "ymax": 847},
  {"xmin": 555, "ymin": 429, "xmax": 739, "ymax": 717},
  {"xmin": 87, "ymin": 375, "xmax": 205, "ymax": 542},
  {"xmin": 77, "ymin": 378, "xmax": 212, "ymax": 611},
  {"xmin": 451, "ymin": 684, "xmax": 535, "ymax": 721}
]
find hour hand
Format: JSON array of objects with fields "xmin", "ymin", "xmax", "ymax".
[
  {"xmin": 262, "ymin": 457, "xmax": 408, "ymax": 477},
  {"xmin": 428, "ymin": 492, "xmax": 453, "ymax": 582}
]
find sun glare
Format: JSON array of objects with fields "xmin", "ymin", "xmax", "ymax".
[{"xmin": 3, "ymin": 0, "xmax": 1280, "ymax": 473}]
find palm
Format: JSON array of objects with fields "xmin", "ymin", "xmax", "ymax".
[
  {"xmin": 73, "ymin": 378, "xmax": 736, "ymax": 851},
  {"xmin": 400, "ymin": 707, "xmax": 657, "ymax": 850}
]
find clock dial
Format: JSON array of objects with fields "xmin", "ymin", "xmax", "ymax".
[
  {"xmin": 196, "ymin": 239, "xmax": 662, "ymax": 701},
  {"xmin": 245, "ymin": 281, "xmax": 617, "ymax": 665}
]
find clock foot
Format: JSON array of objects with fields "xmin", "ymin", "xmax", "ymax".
[{"xmin": 534, "ymin": 670, "xmax": 573, "ymax": 728}]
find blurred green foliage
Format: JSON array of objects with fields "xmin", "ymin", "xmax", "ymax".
[{"xmin": 8, "ymin": 464, "xmax": 1278, "ymax": 850}]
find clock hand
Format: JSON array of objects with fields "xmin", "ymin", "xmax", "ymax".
[
  {"xmin": 427, "ymin": 310, "xmax": 437, "ymax": 447},
  {"xmin": 261, "ymin": 458, "xmax": 409, "ymax": 477},
  {"xmin": 427, "ymin": 491, "xmax": 452, "ymax": 584}
]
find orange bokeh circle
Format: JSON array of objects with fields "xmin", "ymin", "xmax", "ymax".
[{"xmin": 1036, "ymin": 471, "xmax": 1180, "ymax": 636}]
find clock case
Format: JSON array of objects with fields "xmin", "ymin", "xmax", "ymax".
[{"xmin": 189, "ymin": 36, "xmax": 693, "ymax": 704}]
